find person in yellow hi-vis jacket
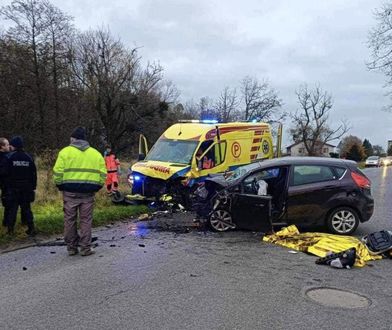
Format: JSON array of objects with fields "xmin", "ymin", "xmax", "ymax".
[{"xmin": 53, "ymin": 127, "xmax": 106, "ymax": 256}]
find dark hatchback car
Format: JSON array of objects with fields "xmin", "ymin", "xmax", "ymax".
[{"xmin": 195, "ymin": 157, "xmax": 373, "ymax": 235}]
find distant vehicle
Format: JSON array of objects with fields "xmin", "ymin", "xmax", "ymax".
[
  {"xmin": 365, "ymin": 156, "xmax": 381, "ymax": 167},
  {"xmin": 381, "ymin": 156, "xmax": 392, "ymax": 166},
  {"xmin": 195, "ymin": 157, "xmax": 374, "ymax": 235}
]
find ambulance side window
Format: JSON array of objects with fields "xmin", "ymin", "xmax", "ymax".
[
  {"xmin": 196, "ymin": 141, "xmax": 227, "ymax": 170},
  {"xmin": 213, "ymin": 142, "xmax": 226, "ymax": 166}
]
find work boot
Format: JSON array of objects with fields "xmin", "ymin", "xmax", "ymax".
[
  {"xmin": 26, "ymin": 225, "xmax": 37, "ymax": 237},
  {"xmin": 68, "ymin": 248, "xmax": 79, "ymax": 256},
  {"xmin": 80, "ymin": 248, "xmax": 95, "ymax": 256}
]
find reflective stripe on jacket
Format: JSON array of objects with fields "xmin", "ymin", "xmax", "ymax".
[{"xmin": 53, "ymin": 145, "xmax": 106, "ymax": 193}]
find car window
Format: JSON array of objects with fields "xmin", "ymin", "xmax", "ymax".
[
  {"xmin": 291, "ymin": 165, "xmax": 336, "ymax": 186},
  {"xmin": 243, "ymin": 167, "xmax": 280, "ymax": 194},
  {"xmin": 244, "ymin": 168, "xmax": 280, "ymax": 184},
  {"xmin": 333, "ymin": 167, "xmax": 346, "ymax": 179}
]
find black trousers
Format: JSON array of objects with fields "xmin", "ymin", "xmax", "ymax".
[{"xmin": 2, "ymin": 190, "xmax": 35, "ymax": 230}]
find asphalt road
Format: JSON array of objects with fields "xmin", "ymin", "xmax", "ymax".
[{"xmin": 0, "ymin": 167, "xmax": 391, "ymax": 330}]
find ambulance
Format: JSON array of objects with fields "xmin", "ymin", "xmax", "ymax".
[{"xmin": 129, "ymin": 120, "xmax": 282, "ymax": 199}]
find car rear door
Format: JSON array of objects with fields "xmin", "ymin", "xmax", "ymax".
[{"xmin": 287, "ymin": 164, "xmax": 340, "ymax": 225}]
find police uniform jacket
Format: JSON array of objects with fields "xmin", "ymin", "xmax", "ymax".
[{"xmin": 0, "ymin": 150, "xmax": 37, "ymax": 191}]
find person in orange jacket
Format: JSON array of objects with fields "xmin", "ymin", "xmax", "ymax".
[{"xmin": 104, "ymin": 145, "xmax": 121, "ymax": 195}]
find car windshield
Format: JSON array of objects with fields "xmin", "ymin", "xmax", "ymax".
[
  {"xmin": 145, "ymin": 139, "xmax": 198, "ymax": 164},
  {"xmin": 368, "ymin": 156, "xmax": 379, "ymax": 160},
  {"xmin": 225, "ymin": 163, "xmax": 260, "ymax": 182}
]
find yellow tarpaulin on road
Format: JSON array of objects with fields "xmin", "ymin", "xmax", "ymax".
[{"xmin": 263, "ymin": 225, "xmax": 382, "ymax": 267}]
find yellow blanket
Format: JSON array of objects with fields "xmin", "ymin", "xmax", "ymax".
[{"xmin": 263, "ymin": 225, "xmax": 382, "ymax": 267}]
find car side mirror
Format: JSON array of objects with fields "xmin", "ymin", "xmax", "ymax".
[{"xmin": 138, "ymin": 153, "xmax": 145, "ymax": 161}]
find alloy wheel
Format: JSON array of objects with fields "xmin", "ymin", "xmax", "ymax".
[
  {"xmin": 209, "ymin": 209, "xmax": 234, "ymax": 232},
  {"xmin": 330, "ymin": 209, "xmax": 357, "ymax": 234}
]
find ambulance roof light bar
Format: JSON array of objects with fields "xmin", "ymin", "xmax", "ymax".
[{"xmin": 178, "ymin": 119, "xmax": 219, "ymax": 124}]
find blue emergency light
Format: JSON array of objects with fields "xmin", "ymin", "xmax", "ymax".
[{"xmin": 201, "ymin": 119, "xmax": 218, "ymax": 124}]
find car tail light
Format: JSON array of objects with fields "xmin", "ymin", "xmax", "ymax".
[{"xmin": 351, "ymin": 172, "xmax": 371, "ymax": 189}]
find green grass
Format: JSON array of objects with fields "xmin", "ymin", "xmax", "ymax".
[
  {"xmin": 0, "ymin": 160, "xmax": 148, "ymax": 247},
  {"xmin": 0, "ymin": 191, "xmax": 148, "ymax": 246}
]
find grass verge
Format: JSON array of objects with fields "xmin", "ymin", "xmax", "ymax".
[{"xmin": 0, "ymin": 193, "xmax": 148, "ymax": 246}]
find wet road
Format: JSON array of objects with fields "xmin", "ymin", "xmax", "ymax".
[
  {"xmin": 356, "ymin": 166, "xmax": 392, "ymax": 235},
  {"xmin": 0, "ymin": 167, "xmax": 391, "ymax": 330}
]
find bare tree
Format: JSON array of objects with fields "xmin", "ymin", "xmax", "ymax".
[
  {"xmin": 240, "ymin": 76, "xmax": 283, "ymax": 121},
  {"xmin": 1, "ymin": 0, "xmax": 50, "ymax": 140},
  {"xmin": 368, "ymin": 4, "xmax": 392, "ymax": 82},
  {"xmin": 43, "ymin": 1, "xmax": 74, "ymax": 144},
  {"xmin": 290, "ymin": 84, "xmax": 349, "ymax": 156},
  {"xmin": 215, "ymin": 87, "xmax": 239, "ymax": 122},
  {"xmin": 69, "ymin": 27, "xmax": 176, "ymax": 151}
]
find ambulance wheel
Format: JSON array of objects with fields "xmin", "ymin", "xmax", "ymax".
[
  {"xmin": 326, "ymin": 207, "xmax": 359, "ymax": 235},
  {"xmin": 209, "ymin": 209, "xmax": 234, "ymax": 232}
]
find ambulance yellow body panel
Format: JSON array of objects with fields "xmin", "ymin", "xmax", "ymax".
[{"xmin": 130, "ymin": 121, "xmax": 277, "ymax": 197}]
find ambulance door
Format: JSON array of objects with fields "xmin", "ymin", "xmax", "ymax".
[
  {"xmin": 138, "ymin": 134, "xmax": 149, "ymax": 160},
  {"xmin": 196, "ymin": 141, "xmax": 228, "ymax": 176}
]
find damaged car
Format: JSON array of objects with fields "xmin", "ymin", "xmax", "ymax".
[{"xmin": 193, "ymin": 157, "xmax": 374, "ymax": 235}]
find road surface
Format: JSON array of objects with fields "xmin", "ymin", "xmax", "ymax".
[{"xmin": 0, "ymin": 167, "xmax": 391, "ymax": 330}]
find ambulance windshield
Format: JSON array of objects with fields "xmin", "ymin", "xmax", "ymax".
[{"xmin": 145, "ymin": 139, "xmax": 199, "ymax": 164}]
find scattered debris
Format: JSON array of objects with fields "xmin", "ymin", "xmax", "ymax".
[
  {"xmin": 190, "ymin": 273, "xmax": 201, "ymax": 277},
  {"xmin": 288, "ymin": 250, "xmax": 298, "ymax": 254},
  {"xmin": 105, "ymin": 224, "xmax": 112, "ymax": 228},
  {"xmin": 316, "ymin": 248, "xmax": 356, "ymax": 269},
  {"xmin": 50, "ymin": 251, "xmax": 56, "ymax": 254},
  {"xmin": 109, "ymin": 244, "xmax": 116, "ymax": 247},
  {"xmin": 138, "ymin": 244, "xmax": 145, "ymax": 248},
  {"xmin": 137, "ymin": 213, "xmax": 150, "ymax": 221},
  {"xmin": 22, "ymin": 267, "xmax": 27, "ymax": 271},
  {"xmin": 152, "ymin": 210, "xmax": 170, "ymax": 217}
]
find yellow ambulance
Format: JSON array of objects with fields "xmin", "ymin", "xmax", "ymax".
[{"xmin": 129, "ymin": 120, "xmax": 282, "ymax": 198}]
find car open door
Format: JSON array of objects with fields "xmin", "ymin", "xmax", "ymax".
[
  {"xmin": 138, "ymin": 134, "xmax": 149, "ymax": 160},
  {"xmin": 231, "ymin": 194, "xmax": 272, "ymax": 231}
]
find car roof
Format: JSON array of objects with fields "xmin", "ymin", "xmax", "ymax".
[{"xmin": 254, "ymin": 156, "xmax": 357, "ymax": 169}]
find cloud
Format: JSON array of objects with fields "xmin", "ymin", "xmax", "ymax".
[{"xmin": 39, "ymin": 0, "xmax": 392, "ymax": 145}]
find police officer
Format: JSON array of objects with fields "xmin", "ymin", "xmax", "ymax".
[
  {"xmin": 0, "ymin": 136, "xmax": 37, "ymax": 236},
  {"xmin": 0, "ymin": 138, "xmax": 10, "ymax": 227}
]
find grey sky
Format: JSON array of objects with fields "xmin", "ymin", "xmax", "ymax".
[{"xmin": 3, "ymin": 0, "xmax": 390, "ymax": 148}]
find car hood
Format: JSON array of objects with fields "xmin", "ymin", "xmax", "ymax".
[{"xmin": 204, "ymin": 175, "xmax": 235, "ymax": 189}]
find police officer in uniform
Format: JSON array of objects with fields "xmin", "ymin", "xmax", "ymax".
[{"xmin": 0, "ymin": 136, "xmax": 37, "ymax": 236}]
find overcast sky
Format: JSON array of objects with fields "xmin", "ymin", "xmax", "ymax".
[{"xmin": 2, "ymin": 0, "xmax": 390, "ymax": 148}]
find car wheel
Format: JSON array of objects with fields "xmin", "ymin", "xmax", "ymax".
[
  {"xmin": 209, "ymin": 209, "xmax": 235, "ymax": 232},
  {"xmin": 326, "ymin": 207, "xmax": 359, "ymax": 235}
]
